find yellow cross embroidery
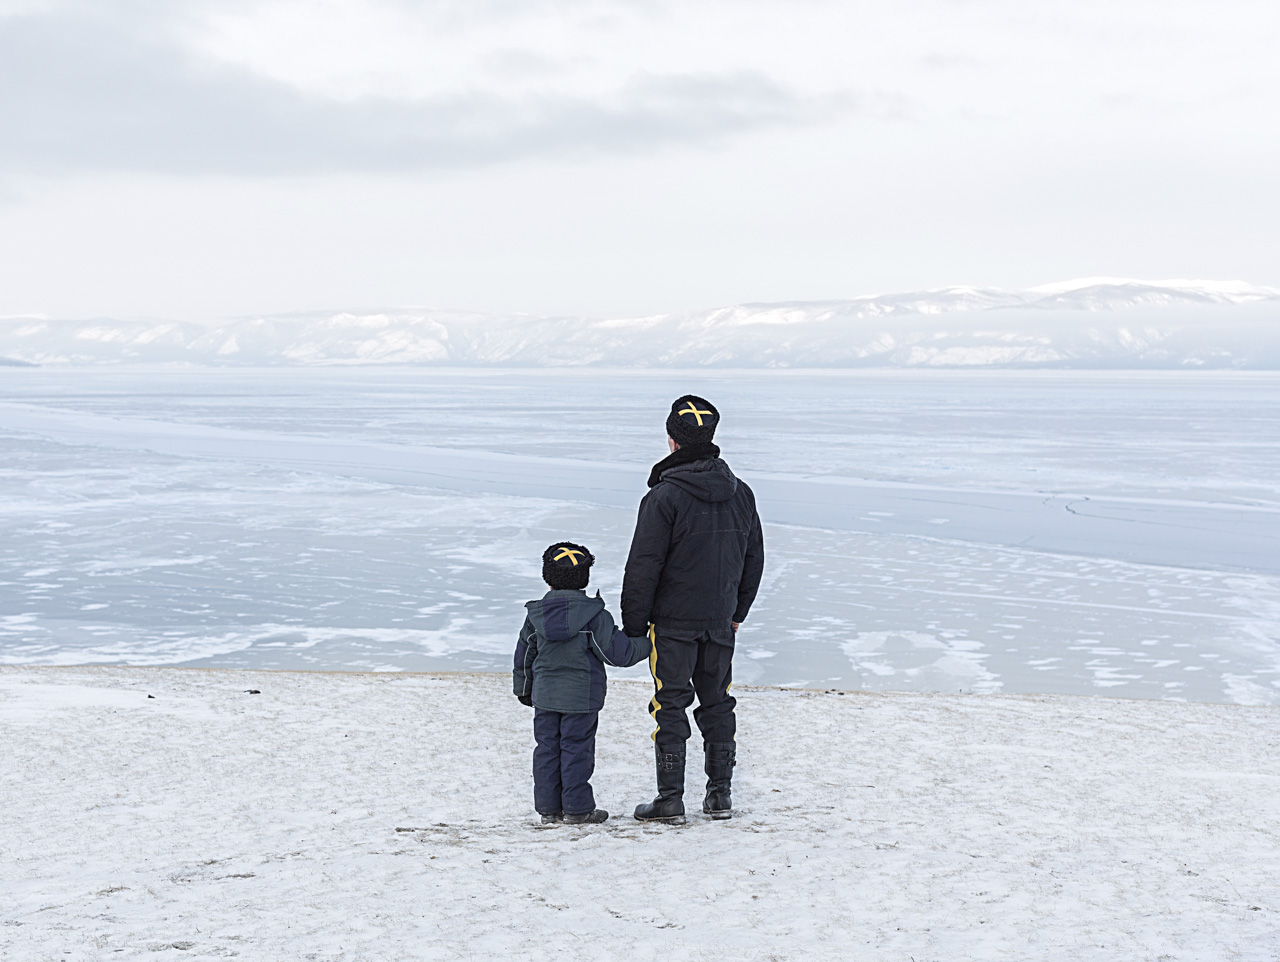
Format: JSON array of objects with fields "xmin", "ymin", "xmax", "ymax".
[
  {"xmin": 554, "ymin": 547, "xmax": 585, "ymax": 566},
  {"xmin": 678, "ymin": 403, "xmax": 712, "ymax": 426}
]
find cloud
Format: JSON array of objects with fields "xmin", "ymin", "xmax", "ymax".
[{"xmin": 0, "ymin": 9, "xmax": 838, "ymax": 176}]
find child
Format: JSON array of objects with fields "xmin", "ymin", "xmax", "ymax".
[{"xmin": 513, "ymin": 542, "xmax": 651, "ymax": 824}]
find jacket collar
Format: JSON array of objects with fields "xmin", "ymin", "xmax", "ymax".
[{"xmin": 646, "ymin": 441, "xmax": 721, "ymax": 488}]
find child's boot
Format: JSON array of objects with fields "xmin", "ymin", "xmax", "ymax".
[
  {"xmin": 564, "ymin": 809, "xmax": 609, "ymax": 824},
  {"xmin": 702, "ymin": 741, "xmax": 735, "ymax": 819},
  {"xmin": 634, "ymin": 747, "xmax": 686, "ymax": 822}
]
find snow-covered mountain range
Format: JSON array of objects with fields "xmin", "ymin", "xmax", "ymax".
[{"xmin": 4, "ymin": 278, "xmax": 1279, "ymax": 368}]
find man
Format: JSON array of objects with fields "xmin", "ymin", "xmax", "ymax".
[{"xmin": 622, "ymin": 395, "xmax": 765, "ymax": 822}]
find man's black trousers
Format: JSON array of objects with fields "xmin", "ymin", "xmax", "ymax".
[
  {"xmin": 532, "ymin": 708, "xmax": 598, "ymax": 816},
  {"xmin": 647, "ymin": 625, "xmax": 736, "ymax": 752}
]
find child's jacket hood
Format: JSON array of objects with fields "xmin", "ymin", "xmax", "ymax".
[{"xmin": 525, "ymin": 589, "xmax": 606, "ymax": 642}]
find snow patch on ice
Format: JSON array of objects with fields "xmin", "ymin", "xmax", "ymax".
[{"xmin": 839, "ymin": 630, "xmax": 1002, "ymax": 693}]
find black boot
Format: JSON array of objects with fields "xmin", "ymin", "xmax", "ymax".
[
  {"xmin": 703, "ymin": 742, "xmax": 735, "ymax": 819},
  {"xmin": 634, "ymin": 747, "xmax": 686, "ymax": 822}
]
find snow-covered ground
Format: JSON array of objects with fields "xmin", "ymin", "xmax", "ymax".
[
  {"xmin": 1, "ymin": 666, "xmax": 1277, "ymax": 960},
  {"xmin": 3, "ymin": 278, "xmax": 1280, "ymax": 368},
  {"xmin": 2, "ymin": 369, "xmax": 1279, "ymax": 703}
]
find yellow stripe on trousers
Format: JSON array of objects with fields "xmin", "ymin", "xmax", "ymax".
[{"xmin": 647, "ymin": 624, "xmax": 662, "ymax": 743}]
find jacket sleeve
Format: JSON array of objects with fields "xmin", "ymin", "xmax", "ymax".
[
  {"xmin": 513, "ymin": 616, "xmax": 537, "ymax": 699},
  {"xmin": 587, "ymin": 611, "xmax": 652, "ymax": 668},
  {"xmin": 733, "ymin": 499, "xmax": 765, "ymax": 624},
  {"xmin": 621, "ymin": 488, "xmax": 674, "ymax": 637}
]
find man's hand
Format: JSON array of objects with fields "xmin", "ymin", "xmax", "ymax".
[
  {"xmin": 517, "ymin": 694, "xmax": 533, "ymax": 707},
  {"xmin": 732, "ymin": 622, "xmax": 740, "ymax": 633}
]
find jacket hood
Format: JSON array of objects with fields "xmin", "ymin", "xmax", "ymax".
[
  {"xmin": 659, "ymin": 458, "xmax": 739, "ymax": 503},
  {"xmin": 525, "ymin": 589, "xmax": 606, "ymax": 641}
]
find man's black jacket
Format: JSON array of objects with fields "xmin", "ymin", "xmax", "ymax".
[{"xmin": 621, "ymin": 453, "xmax": 764, "ymax": 637}]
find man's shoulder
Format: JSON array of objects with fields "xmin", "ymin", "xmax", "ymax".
[{"xmin": 640, "ymin": 478, "xmax": 683, "ymax": 508}]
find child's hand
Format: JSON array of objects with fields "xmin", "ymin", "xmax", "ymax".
[{"xmin": 517, "ymin": 694, "xmax": 533, "ymax": 707}]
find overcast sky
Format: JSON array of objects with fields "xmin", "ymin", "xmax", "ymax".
[{"xmin": 1, "ymin": 0, "xmax": 1277, "ymax": 319}]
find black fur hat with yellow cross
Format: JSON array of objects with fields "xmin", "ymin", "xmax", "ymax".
[
  {"xmin": 542, "ymin": 541, "xmax": 595, "ymax": 590},
  {"xmin": 666, "ymin": 394, "xmax": 719, "ymax": 446}
]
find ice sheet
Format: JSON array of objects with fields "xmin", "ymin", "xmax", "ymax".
[
  {"xmin": 5, "ymin": 398, "xmax": 1277, "ymax": 573},
  {"xmin": 2, "ymin": 369, "xmax": 1278, "ymax": 703},
  {"xmin": 5, "ymin": 367, "xmax": 1280, "ymax": 503}
]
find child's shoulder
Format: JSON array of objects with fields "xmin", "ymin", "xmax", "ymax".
[{"xmin": 588, "ymin": 593, "xmax": 622, "ymax": 629}]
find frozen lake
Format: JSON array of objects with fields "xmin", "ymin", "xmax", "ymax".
[{"xmin": 2, "ymin": 368, "xmax": 1279, "ymax": 704}]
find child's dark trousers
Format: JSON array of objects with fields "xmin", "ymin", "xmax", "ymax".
[{"xmin": 532, "ymin": 708, "xmax": 599, "ymax": 816}]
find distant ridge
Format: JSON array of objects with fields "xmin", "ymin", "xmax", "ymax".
[{"xmin": 3, "ymin": 279, "xmax": 1279, "ymax": 368}]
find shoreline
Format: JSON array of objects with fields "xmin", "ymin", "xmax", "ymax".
[{"xmin": 5, "ymin": 662, "xmax": 1280, "ymax": 713}]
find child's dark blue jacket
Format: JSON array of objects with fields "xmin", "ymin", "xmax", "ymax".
[{"xmin": 513, "ymin": 589, "xmax": 651, "ymax": 713}]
